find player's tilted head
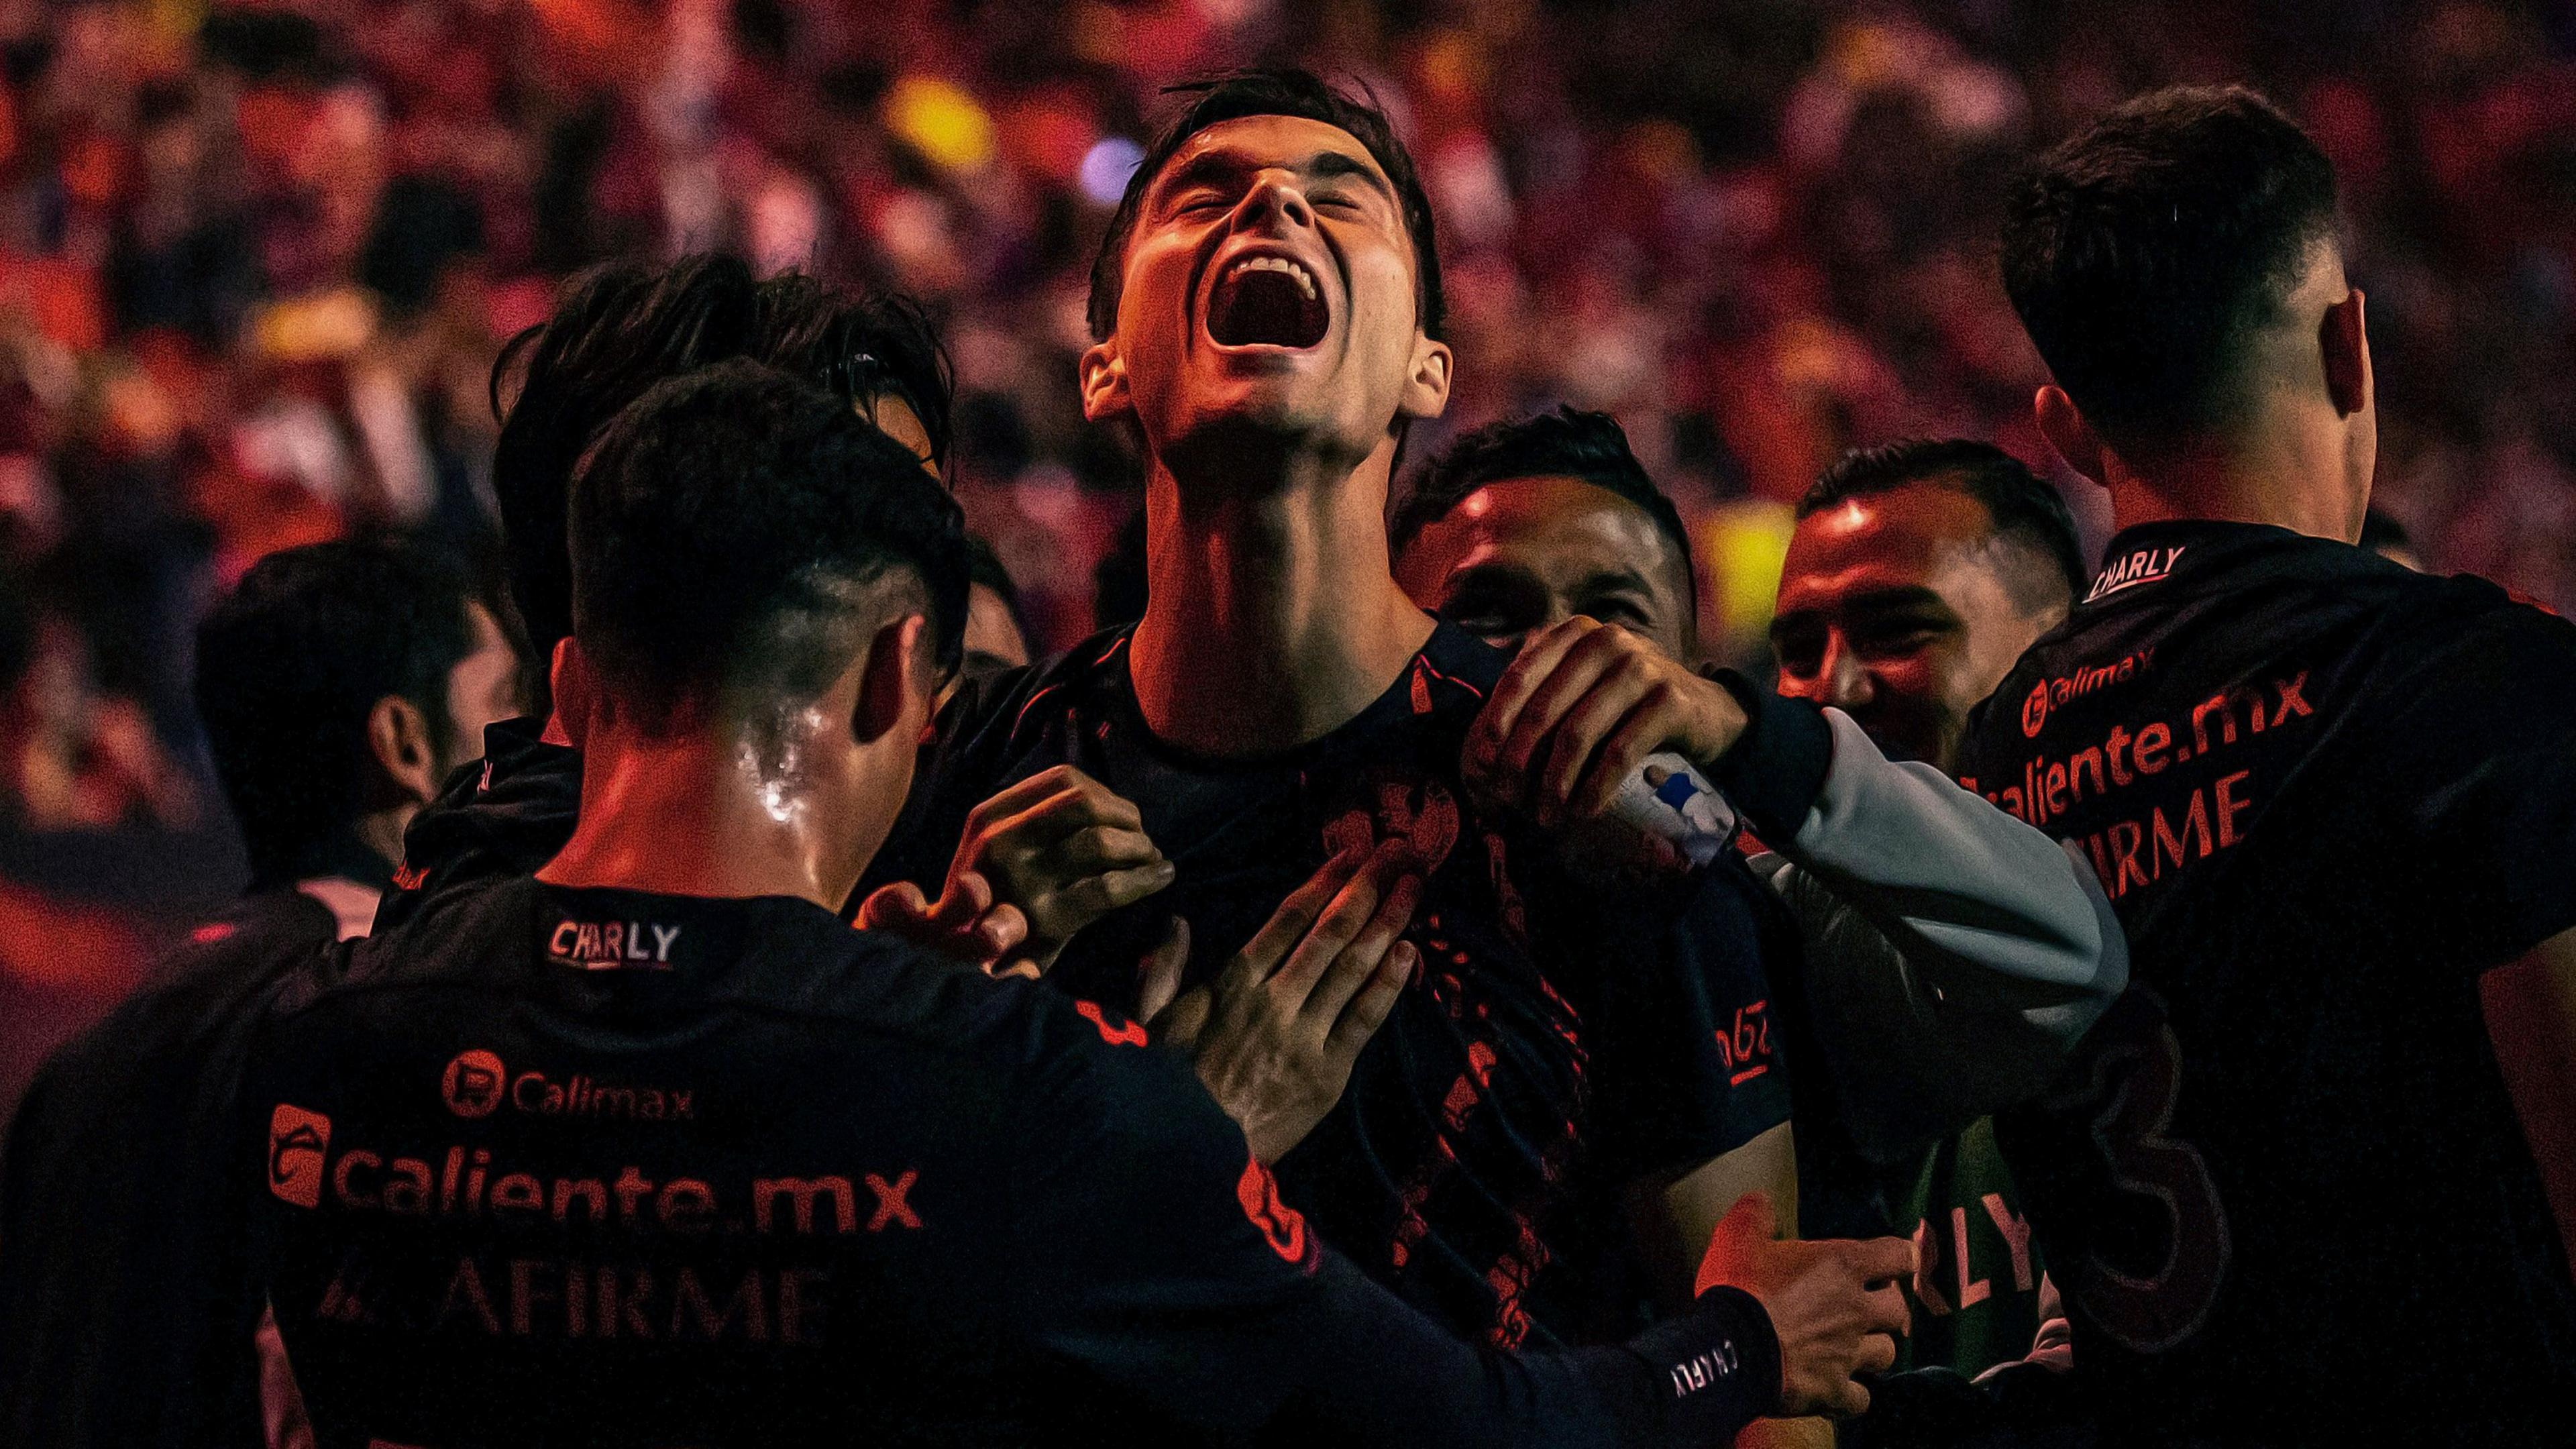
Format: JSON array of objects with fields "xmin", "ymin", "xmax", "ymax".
[
  {"xmin": 1079, "ymin": 68, "xmax": 1452, "ymax": 478},
  {"xmin": 564, "ymin": 359, "xmax": 969, "ymax": 736},
  {"xmin": 2002, "ymin": 86, "xmax": 2340, "ymax": 449},
  {"xmin": 491, "ymin": 256, "xmax": 955, "ymax": 685}
]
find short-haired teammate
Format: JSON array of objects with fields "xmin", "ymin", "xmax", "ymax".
[
  {"xmin": 1393, "ymin": 405, "xmax": 1700, "ymax": 658},
  {"xmin": 1397, "ymin": 419, "xmax": 2121, "ymax": 1399},
  {"xmin": 243, "ymin": 361, "xmax": 1909, "ymax": 1445},
  {"xmin": 1, "ymin": 538, "xmax": 521, "ymax": 1448},
  {"xmin": 1965, "ymin": 85, "xmax": 2576, "ymax": 1444}
]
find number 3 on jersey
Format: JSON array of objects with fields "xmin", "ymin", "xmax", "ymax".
[{"xmin": 2061, "ymin": 992, "xmax": 2231, "ymax": 1353}]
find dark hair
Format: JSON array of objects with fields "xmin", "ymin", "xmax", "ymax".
[
  {"xmin": 490, "ymin": 256, "xmax": 957, "ymax": 673},
  {"xmin": 1804, "ymin": 439, "xmax": 2088, "ymax": 612},
  {"xmin": 568, "ymin": 361, "xmax": 971, "ymax": 731},
  {"xmin": 2359, "ymin": 507, "xmax": 2411, "ymax": 555},
  {"xmin": 1391, "ymin": 407, "xmax": 1695, "ymax": 609},
  {"xmin": 2001, "ymin": 86, "xmax": 2339, "ymax": 445},
  {"xmin": 1086, "ymin": 68, "xmax": 1443, "ymax": 344},
  {"xmin": 195, "ymin": 539, "xmax": 482, "ymax": 884}
]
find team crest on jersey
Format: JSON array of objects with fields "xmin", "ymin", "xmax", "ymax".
[{"xmin": 1320, "ymin": 767, "xmax": 1462, "ymax": 874}]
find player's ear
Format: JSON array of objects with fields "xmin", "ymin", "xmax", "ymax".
[
  {"xmin": 1398, "ymin": 334, "xmax": 1453, "ymax": 423},
  {"xmin": 548, "ymin": 637, "xmax": 592, "ymax": 751},
  {"xmin": 853, "ymin": 613, "xmax": 929, "ymax": 747},
  {"xmin": 2035, "ymin": 384, "xmax": 2110, "ymax": 488},
  {"xmin": 366, "ymin": 692, "xmax": 441, "ymax": 806},
  {"xmin": 1079, "ymin": 341, "xmax": 1132, "ymax": 425},
  {"xmin": 2322, "ymin": 287, "xmax": 2371, "ymax": 420}
]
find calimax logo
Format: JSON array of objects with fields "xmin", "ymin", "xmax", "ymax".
[{"xmin": 441, "ymin": 1049, "xmax": 696, "ymax": 1122}]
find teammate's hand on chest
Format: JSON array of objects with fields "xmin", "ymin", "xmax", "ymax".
[
  {"xmin": 1464, "ymin": 616, "xmax": 1748, "ymax": 833},
  {"xmin": 943, "ymin": 765, "xmax": 1179, "ymax": 973},
  {"xmin": 1138, "ymin": 841, "xmax": 1424, "ymax": 1163}
]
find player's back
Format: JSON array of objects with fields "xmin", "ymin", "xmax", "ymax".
[
  {"xmin": 1956, "ymin": 521, "xmax": 2576, "ymax": 1444},
  {"xmin": 245, "ymin": 873, "xmax": 1305, "ymax": 1448}
]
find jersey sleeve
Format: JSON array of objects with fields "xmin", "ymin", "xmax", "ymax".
[
  {"xmin": 2367, "ymin": 598, "xmax": 2576, "ymax": 967},
  {"xmin": 1548, "ymin": 854, "xmax": 1799, "ymax": 1185},
  {"xmin": 995, "ymin": 995, "xmax": 1784, "ymax": 1447}
]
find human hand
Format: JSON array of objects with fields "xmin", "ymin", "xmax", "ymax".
[
  {"xmin": 1138, "ymin": 843, "xmax": 1421, "ymax": 1163},
  {"xmin": 1695, "ymin": 1192, "xmax": 1913, "ymax": 1418},
  {"xmin": 947, "ymin": 765, "xmax": 1177, "ymax": 971},
  {"xmin": 1462, "ymin": 616, "xmax": 1747, "ymax": 830},
  {"xmin": 855, "ymin": 869, "xmax": 1038, "ymax": 979}
]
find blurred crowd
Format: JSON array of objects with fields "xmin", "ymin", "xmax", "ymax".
[{"xmin": 2, "ymin": 0, "xmax": 2574, "ymax": 1089}]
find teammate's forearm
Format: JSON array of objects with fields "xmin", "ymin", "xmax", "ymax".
[{"xmin": 1275, "ymin": 1253, "xmax": 1782, "ymax": 1447}]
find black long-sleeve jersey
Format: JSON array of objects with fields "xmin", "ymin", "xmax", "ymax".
[
  {"xmin": 246, "ymin": 875, "xmax": 1784, "ymax": 1447},
  {"xmin": 1955, "ymin": 521, "xmax": 2576, "ymax": 1446}
]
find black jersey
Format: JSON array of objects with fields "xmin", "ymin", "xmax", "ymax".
[
  {"xmin": 244, "ymin": 877, "xmax": 1784, "ymax": 1448},
  {"xmin": 863, "ymin": 624, "xmax": 1794, "ymax": 1348},
  {"xmin": 0, "ymin": 881, "xmax": 351, "ymax": 1449},
  {"xmin": 1954, "ymin": 521, "xmax": 2576, "ymax": 1445}
]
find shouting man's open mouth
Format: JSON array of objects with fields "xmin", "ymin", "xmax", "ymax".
[{"xmin": 1207, "ymin": 253, "xmax": 1329, "ymax": 350}]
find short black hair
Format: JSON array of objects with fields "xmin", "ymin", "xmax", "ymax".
[
  {"xmin": 491, "ymin": 256, "xmax": 957, "ymax": 674},
  {"xmin": 568, "ymin": 361, "xmax": 970, "ymax": 733},
  {"xmin": 2001, "ymin": 86, "xmax": 2339, "ymax": 445},
  {"xmin": 1804, "ymin": 439, "xmax": 2088, "ymax": 613},
  {"xmin": 1391, "ymin": 407, "xmax": 1695, "ymax": 610},
  {"xmin": 195, "ymin": 538, "xmax": 481, "ymax": 885},
  {"xmin": 1087, "ymin": 68, "xmax": 1443, "ymax": 344}
]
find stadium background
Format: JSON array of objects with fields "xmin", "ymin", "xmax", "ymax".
[{"xmin": 3, "ymin": 0, "xmax": 2573, "ymax": 1104}]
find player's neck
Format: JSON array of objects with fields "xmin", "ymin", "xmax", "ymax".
[
  {"xmin": 1130, "ymin": 450, "xmax": 1434, "ymax": 757},
  {"xmin": 2102, "ymin": 425, "xmax": 2361, "ymax": 543},
  {"xmin": 537, "ymin": 728, "xmax": 853, "ymax": 910}
]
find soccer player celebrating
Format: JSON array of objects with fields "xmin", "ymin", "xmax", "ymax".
[
  {"xmin": 1397, "ymin": 420, "xmax": 2117, "ymax": 1395},
  {"xmin": 1, "ymin": 538, "xmax": 521, "ymax": 1448},
  {"xmin": 867, "ymin": 70, "xmax": 1819, "ymax": 1354},
  {"xmin": 1966, "ymin": 86, "xmax": 2576, "ymax": 1444},
  {"xmin": 244, "ymin": 360, "xmax": 1911, "ymax": 1445}
]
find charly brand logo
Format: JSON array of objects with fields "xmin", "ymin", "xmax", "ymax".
[
  {"xmin": 2086, "ymin": 545, "xmax": 2187, "ymax": 603},
  {"xmin": 442, "ymin": 1049, "xmax": 507, "ymax": 1119},
  {"xmin": 548, "ymin": 916, "xmax": 682, "ymax": 971},
  {"xmin": 268, "ymin": 1104, "xmax": 332, "ymax": 1208}
]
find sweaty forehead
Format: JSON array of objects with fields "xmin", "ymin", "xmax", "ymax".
[
  {"xmin": 1149, "ymin": 115, "xmax": 1391, "ymax": 195},
  {"xmin": 1413, "ymin": 476, "xmax": 1682, "ymax": 591},
  {"xmin": 1779, "ymin": 482, "xmax": 2000, "ymax": 604}
]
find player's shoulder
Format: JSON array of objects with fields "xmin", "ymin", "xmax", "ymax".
[
  {"xmin": 382, "ymin": 716, "xmax": 581, "ymax": 918},
  {"xmin": 940, "ymin": 628, "xmax": 1136, "ymax": 757}
]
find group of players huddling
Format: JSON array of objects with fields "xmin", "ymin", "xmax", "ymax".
[{"xmin": 3, "ymin": 68, "xmax": 2573, "ymax": 1449}]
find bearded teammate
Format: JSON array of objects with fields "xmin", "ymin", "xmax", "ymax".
[
  {"xmin": 244, "ymin": 361, "xmax": 1910, "ymax": 1446},
  {"xmin": 1961, "ymin": 86, "xmax": 2576, "ymax": 1444}
]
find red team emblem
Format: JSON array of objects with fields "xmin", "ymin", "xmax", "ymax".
[{"xmin": 1322, "ymin": 769, "xmax": 1462, "ymax": 873}]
